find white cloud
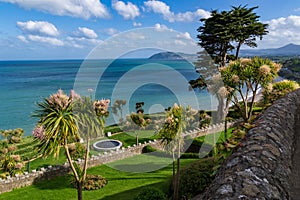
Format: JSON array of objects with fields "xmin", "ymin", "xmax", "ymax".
[
  {"xmin": 1, "ymin": 0, "xmax": 110, "ymax": 19},
  {"xmin": 103, "ymin": 28, "xmax": 120, "ymax": 35},
  {"xmin": 17, "ymin": 35, "xmax": 28, "ymax": 43},
  {"xmin": 154, "ymin": 23, "xmax": 169, "ymax": 31},
  {"xmin": 16, "ymin": 20, "xmax": 66, "ymax": 47},
  {"xmin": 27, "ymin": 35, "xmax": 64, "ymax": 46},
  {"xmin": 257, "ymin": 15, "xmax": 300, "ymax": 48},
  {"xmin": 144, "ymin": 0, "xmax": 210, "ymax": 22},
  {"xmin": 112, "ymin": 1, "xmax": 140, "ymax": 20},
  {"xmin": 144, "ymin": 0, "xmax": 172, "ymax": 17},
  {"xmin": 125, "ymin": 32, "xmax": 145, "ymax": 40},
  {"xmin": 174, "ymin": 39, "xmax": 187, "ymax": 46},
  {"xmin": 177, "ymin": 32, "xmax": 192, "ymax": 40},
  {"xmin": 74, "ymin": 27, "xmax": 98, "ymax": 39},
  {"xmin": 195, "ymin": 9, "xmax": 211, "ymax": 19},
  {"xmin": 173, "ymin": 32, "xmax": 196, "ymax": 47},
  {"xmin": 66, "ymin": 36, "xmax": 102, "ymax": 48},
  {"xmin": 133, "ymin": 22, "xmax": 142, "ymax": 27},
  {"xmin": 86, "ymin": 28, "xmax": 199, "ymax": 59},
  {"xmin": 17, "ymin": 21, "xmax": 59, "ymax": 37}
]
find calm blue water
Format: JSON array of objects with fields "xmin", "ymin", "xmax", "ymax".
[{"xmin": 0, "ymin": 59, "xmax": 215, "ymax": 136}]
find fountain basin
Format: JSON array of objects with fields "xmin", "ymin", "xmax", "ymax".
[{"xmin": 93, "ymin": 139, "xmax": 122, "ymax": 152}]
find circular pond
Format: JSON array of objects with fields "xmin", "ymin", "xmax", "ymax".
[{"xmin": 93, "ymin": 139, "xmax": 123, "ymax": 152}]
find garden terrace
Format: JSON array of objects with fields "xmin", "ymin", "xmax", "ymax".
[{"xmin": 0, "ymin": 119, "xmax": 241, "ymax": 194}]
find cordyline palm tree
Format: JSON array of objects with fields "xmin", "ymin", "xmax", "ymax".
[
  {"xmin": 220, "ymin": 57, "xmax": 281, "ymax": 122},
  {"xmin": 72, "ymin": 96, "xmax": 106, "ymax": 198},
  {"xmin": 33, "ymin": 90, "xmax": 108, "ymax": 200},
  {"xmin": 158, "ymin": 103, "xmax": 187, "ymax": 200},
  {"xmin": 130, "ymin": 102, "xmax": 151, "ymax": 145}
]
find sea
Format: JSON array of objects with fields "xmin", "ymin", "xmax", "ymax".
[{"xmin": 0, "ymin": 59, "xmax": 217, "ymax": 136}]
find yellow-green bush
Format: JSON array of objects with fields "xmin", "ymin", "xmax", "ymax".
[{"xmin": 263, "ymin": 80, "xmax": 299, "ymax": 105}]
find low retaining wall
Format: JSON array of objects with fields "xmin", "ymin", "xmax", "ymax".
[
  {"xmin": 196, "ymin": 89, "xmax": 300, "ymax": 199},
  {"xmin": 0, "ymin": 119, "xmax": 241, "ymax": 194},
  {"xmin": 0, "ymin": 140, "xmax": 158, "ymax": 194}
]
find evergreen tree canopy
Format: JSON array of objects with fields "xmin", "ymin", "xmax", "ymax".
[{"xmin": 197, "ymin": 5, "xmax": 268, "ymax": 67}]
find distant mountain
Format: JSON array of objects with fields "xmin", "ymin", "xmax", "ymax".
[
  {"xmin": 149, "ymin": 44, "xmax": 300, "ymax": 60},
  {"xmin": 148, "ymin": 52, "xmax": 197, "ymax": 61},
  {"xmin": 240, "ymin": 43, "xmax": 300, "ymax": 57}
]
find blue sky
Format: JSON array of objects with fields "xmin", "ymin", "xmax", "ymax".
[{"xmin": 1, "ymin": 0, "xmax": 300, "ymax": 60}]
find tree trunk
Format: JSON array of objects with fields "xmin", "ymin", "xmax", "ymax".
[
  {"xmin": 82, "ymin": 139, "xmax": 90, "ymax": 182},
  {"xmin": 64, "ymin": 144, "xmax": 82, "ymax": 200},
  {"xmin": 172, "ymin": 159, "xmax": 175, "ymax": 177},
  {"xmin": 243, "ymin": 90, "xmax": 249, "ymax": 120},
  {"xmin": 170, "ymin": 151, "xmax": 176, "ymax": 199},
  {"xmin": 216, "ymin": 94, "xmax": 226, "ymax": 123},
  {"xmin": 224, "ymin": 119, "xmax": 227, "ymax": 141},
  {"xmin": 64, "ymin": 144, "xmax": 79, "ymax": 181},
  {"xmin": 174, "ymin": 142, "xmax": 181, "ymax": 200},
  {"xmin": 235, "ymin": 42, "xmax": 242, "ymax": 59},
  {"xmin": 221, "ymin": 52, "xmax": 227, "ymax": 68},
  {"xmin": 135, "ymin": 131, "xmax": 139, "ymax": 145},
  {"xmin": 174, "ymin": 158, "xmax": 181, "ymax": 200},
  {"xmin": 224, "ymin": 97, "xmax": 231, "ymax": 140},
  {"xmin": 77, "ymin": 181, "xmax": 83, "ymax": 200},
  {"xmin": 247, "ymin": 84, "xmax": 259, "ymax": 122}
]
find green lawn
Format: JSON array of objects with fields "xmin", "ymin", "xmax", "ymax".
[
  {"xmin": 0, "ymin": 155, "xmax": 199, "ymax": 200},
  {"xmin": 193, "ymin": 128, "xmax": 234, "ymax": 145},
  {"xmin": 27, "ymin": 128, "xmax": 234, "ymax": 171},
  {"xmin": 27, "ymin": 150, "xmax": 67, "ymax": 171},
  {"xmin": 109, "ymin": 130, "xmax": 158, "ymax": 147}
]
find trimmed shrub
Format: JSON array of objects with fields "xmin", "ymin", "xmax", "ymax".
[
  {"xmin": 142, "ymin": 145, "xmax": 170, "ymax": 157},
  {"xmin": 178, "ymin": 158, "xmax": 216, "ymax": 199},
  {"xmin": 104, "ymin": 126, "xmax": 122, "ymax": 134},
  {"xmin": 71, "ymin": 174, "xmax": 107, "ymax": 191},
  {"xmin": 181, "ymin": 153, "xmax": 199, "ymax": 159},
  {"xmin": 184, "ymin": 136, "xmax": 213, "ymax": 157},
  {"xmin": 142, "ymin": 145, "xmax": 157, "ymax": 153},
  {"xmin": 134, "ymin": 187, "xmax": 167, "ymax": 200}
]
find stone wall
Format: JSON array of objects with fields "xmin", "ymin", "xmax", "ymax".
[
  {"xmin": 0, "ymin": 119, "xmax": 241, "ymax": 194},
  {"xmin": 196, "ymin": 89, "xmax": 300, "ymax": 199},
  {"xmin": 0, "ymin": 165, "xmax": 70, "ymax": 194},
  {"xmin": 0, "ymin": 140, "xmax": 158, "ymax": 194}
]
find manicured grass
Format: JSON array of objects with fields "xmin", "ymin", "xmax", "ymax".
[
  {"xmin": 0, "ymin": 155, "xmax": 199, "ymax": 200},
  {"xmin": 194, "ymin": 128, "xmax": 234, "ymax": 146},
  {"xmin": 27, "ymin": 150, "xmax": 67, "ymax": 171},
  {"xmin": 109, "ymin": 130, "xmax": 158, "ymax": 147},
  {"xmin": 28, "ymin": 127, "xmax": 226, "ymax": 171},
  {"xmin": 89, "ymin": 130, "xmax": 158, "ymax": 155}
]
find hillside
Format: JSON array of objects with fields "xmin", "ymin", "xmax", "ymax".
[
  {"xmin": 278, "ymin": 57, "xmax": 300, "ymax": 82},
  {"xmin": 240, "ymin": 43, "xmax": 300, "ymax": 57},
  {"xmin": 148, "ymin": 52, "xmax": 197, "ymax": 61},
  {"xmin": 148, "ymin": 44, "xmax": 300, "ymax": 61}
]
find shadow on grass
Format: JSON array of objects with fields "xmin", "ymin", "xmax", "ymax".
[
  {"xmin": 32, "ymin": 175, "xmax": 74, "ymax": 190},
  {"xmin": 107, "ymin": 175, "xmax": 166, "ymax": 181},
  {"xmin": 99, "ymin": 181, "xmax": 171, "ymax": 200},
  {"xmin": 108, "ymin": 162, "xmax": 170, "ymax": 173}
]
